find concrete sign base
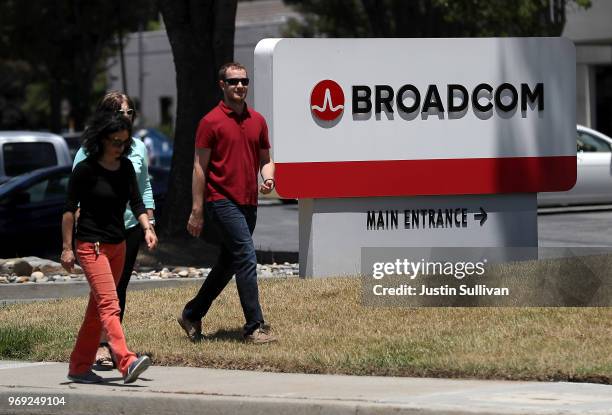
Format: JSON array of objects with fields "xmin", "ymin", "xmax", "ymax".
[{"xmin": 299, "ymin": 194, "xmax": 537, "ymax": 278}]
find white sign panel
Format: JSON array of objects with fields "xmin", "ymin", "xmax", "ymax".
[{"xmin": 254, "ymin": 38, "xmax": 576, "ymax": 199}]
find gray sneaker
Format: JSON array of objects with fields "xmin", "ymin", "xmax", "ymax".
[
  {"xmin": 244, "ymin": 326, "xmax": 278, "ymax": 344},
  {"xmin": 177, "ymin": 314, "xmax": 203, "ymax": 342},
  {"xmin": 67, "ymin": 370, "xmax": 104, "ymax": 384},
  {"xmin": 124, "ymin": 355, "xmax": 151, "ymax": 384}
]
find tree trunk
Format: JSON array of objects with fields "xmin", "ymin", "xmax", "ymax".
[
  {"xmin": 67, "ymin": 53, "xmax": 100, "ymax": 131},
  {"xmin": 157, "ymin": 0, "xmax": 237, "ymax": 237},
  {"xmin": 49, "ymin": 77, "xmax": 62, "ymax": 133}
]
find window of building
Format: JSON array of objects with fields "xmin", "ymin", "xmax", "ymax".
[{"xmin": 595, "ymin": 66, "xmax": 612, "ymax": 138}]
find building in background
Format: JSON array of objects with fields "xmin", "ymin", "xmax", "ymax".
[
  {"xmin": 107, "ymin": 0, "xmax": 298, "ymax": 129},
  {"xmin": 563, "ymin": 0, "xmax": 612, "ymax": 136},
  {"xmin": 109, "ymin": 0, "xmax": 612, "ymax": 137}
]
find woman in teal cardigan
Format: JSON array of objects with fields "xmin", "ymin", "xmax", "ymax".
[{"xmin": 73, "ymin": 91, "xmax": 156, "ymax": 369}]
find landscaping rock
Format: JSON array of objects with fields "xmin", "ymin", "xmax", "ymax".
[
  {"xmin": 30, "ymin": 271, "xmax": 45, "ymax": 282},
  {"xmin": 0, "ymin": 256, "xmax": 299, "ymax": 284},
  {"xmin": 13, "ymin": 260, "xmax": 33, "ymax": 276},
  {"xmin": 0, "ymin": 260, "xmax": 15, "ymax": 274}
]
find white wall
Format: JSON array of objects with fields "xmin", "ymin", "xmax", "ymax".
[
  {"xmin": 563, "ymin": 0, "xmax": 612, "ymax": 129},
  {"xmin": 108, "ymin": 22, "xmax": 286, "ymax": 128}
]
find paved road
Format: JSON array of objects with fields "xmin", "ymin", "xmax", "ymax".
[
  {"xmin": 538, "ymin": 205, "xmax": 612, "ymax": 246},
  {"xmin": 253, "ymin": 201, "xmax": 299, "ymax": 253}
]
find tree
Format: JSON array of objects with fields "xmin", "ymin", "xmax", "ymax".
[
  {"xmin": 0, "ymin": 60, "xmax": 32, "ymax": 129},
  {"xmin": 157, "ymin": 0, "xmax": 237, "ymax": 236},
  {"xmin": 0, "ymin": 0, "xmax": 156, "ymax": 132},
  {"xmin": 283, "ymin": 0, "xmax": 591, "ymax": 38}
]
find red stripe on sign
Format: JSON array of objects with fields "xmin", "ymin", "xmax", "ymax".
[{"xmin": 275, "ymin": 156, "xmax": 576, "ymax": 198}]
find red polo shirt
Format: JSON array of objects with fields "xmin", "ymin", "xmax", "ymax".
[{"xmin": 195, "ymin": 100, "xmax": 271, "ymax": 206}]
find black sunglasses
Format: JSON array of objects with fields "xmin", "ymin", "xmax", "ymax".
[
  {"xmin": 117, "ymin": 109, "xmax": 135, "ymax": 116},
  {"xmin": 224, "ymin": 77, "xmax": 250, "ymax": 86},
  {"xmin": 108, "ymin": 137, "xmax": 130, "ymax": 148}
]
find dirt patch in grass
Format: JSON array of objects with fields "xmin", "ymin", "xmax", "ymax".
[{"xmin": 1, "ymin": 277, "xmax": 611, "ymax": 383}]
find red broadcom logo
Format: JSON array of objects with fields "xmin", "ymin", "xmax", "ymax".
[{"xmin": 310, "ymin": 80, "xmax": 345, "ymax": 121}]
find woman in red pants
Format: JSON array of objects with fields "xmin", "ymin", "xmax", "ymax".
[
  {"xmin": 61, "ymin": 112, "xmax": 157, "ymax": 384},
  {"xmin": 74, "ymin": 91, "xmax": 157, "ymax": 369}
]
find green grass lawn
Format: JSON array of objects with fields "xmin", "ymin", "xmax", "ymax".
[{"xmin": 1, "ymin": 277, "xmax": 611, "ymax": 383}]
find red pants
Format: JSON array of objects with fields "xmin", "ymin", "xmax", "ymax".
[{"xmin": 69, "ymin": 241, "xmax": 137, "ymax": 376}]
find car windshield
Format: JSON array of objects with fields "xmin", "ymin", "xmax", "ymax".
[
  {"xmin": 0, "ymin": 167, "xmax": 62, "ymax": 196},
  {"xmin": 1, "ymin": 176, "xmax": 20, "ymax": 186},
  {"xmin": 2, "ymin": 142, "xmax": 58, "ymax": 176},
  {"xmin": 0, "ymin": 175, "xmax": 25, "ymax": 197},
  {"xmin": 0, "ymin": 174, "xmax": 26, "ymax": 193}
]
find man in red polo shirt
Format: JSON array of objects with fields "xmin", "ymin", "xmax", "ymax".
[{"xmin": 178, "ymin": 62, "xmax": 277, "ymax": 344}]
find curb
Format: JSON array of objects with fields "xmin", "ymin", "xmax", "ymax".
[
  {"xmin": 0, "ymin": 388, "xmax": 534, "ymax": 415},
  {"xmin": 1, "ymin": 363, "xmax": 611, "ymax": 415}
]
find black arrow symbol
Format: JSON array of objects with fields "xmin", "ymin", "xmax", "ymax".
[{"xmin": 474, "ymin": 207, "xmax": 487, "ymax": 226}]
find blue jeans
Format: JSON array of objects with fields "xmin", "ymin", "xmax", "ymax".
[{"xmin": 183, "ymin": 198, "xmax": 264, "ymax": 335}]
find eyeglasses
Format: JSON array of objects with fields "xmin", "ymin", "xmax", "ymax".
[
  {"xmin": 108, "ymin": 137, "xmax": 130, "ymax": 148},
  {"xmin": 117, "ymin": 109, "xmax": 135, "ymax": 116},
  {"xmin": 224, "ymin": 77, "xmax": 250, "ymax": 86}
]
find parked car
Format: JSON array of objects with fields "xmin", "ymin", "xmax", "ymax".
[
  {"xmin": 0, "ymin": 165, "xmax": 169, "ymax": 259},
  {"xmin": 0, "ymin": 131, "xmax": 72, "ymax": 185},
  {"xmin": 61, "ymin": 131, "xmax": 83, "ymax": 160},
  {"xmin": 538, "ymin": 125, "xmax": 612, "ymax": 206},
  {"xmin": 134, "ymin": 128, "xmax": 173, "ymax": 168}
]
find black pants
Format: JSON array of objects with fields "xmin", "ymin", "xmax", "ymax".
[
  {"xmin": 117, "ymin": 225, "xmax": 143, "ymax": 322},
  {"xmin": 183, "ymin": 199, "xmax": 264, "ymax": 335}
]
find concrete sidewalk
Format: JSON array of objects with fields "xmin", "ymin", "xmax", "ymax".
[{"xmin": 0, "ymin": 361, "xmax": 611, "ymax": 415}]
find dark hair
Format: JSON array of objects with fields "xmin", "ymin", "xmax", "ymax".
[
  {"xmin": 96, "ymin": 90, "xmax": 137, "ymax": 122},
  {"xmin": 82, "ymin": 112, "xmax": 133, "ymax": 159},
  {"xmin": 218, "ymin": 62, "xmax": 247, "ymax": 81}
]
